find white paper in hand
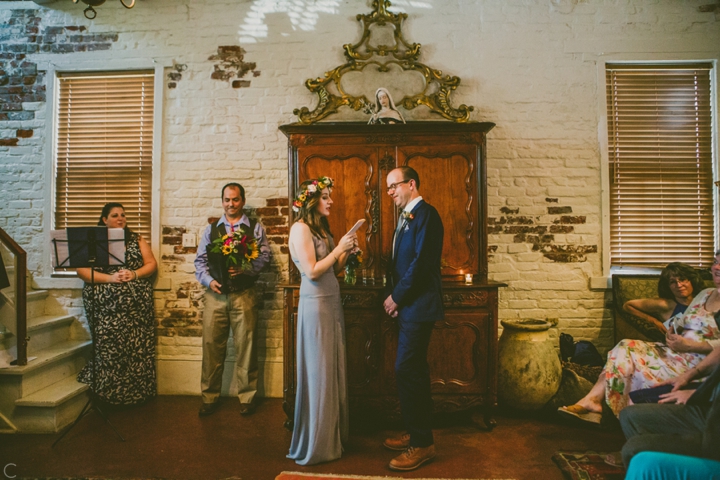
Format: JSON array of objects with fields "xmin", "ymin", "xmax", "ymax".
[{"xmin": 347, "ymin": 219, "xmax": 365, "ymax": 236}]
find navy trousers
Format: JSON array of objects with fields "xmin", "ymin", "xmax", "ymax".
[{"xmin": 395, "ymin": 318, "xmax": 435, "ymax": 448}]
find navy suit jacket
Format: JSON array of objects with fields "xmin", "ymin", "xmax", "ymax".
[{"xmin": 388, "ymin": 199, "xmax": 444, "ymax": 323}]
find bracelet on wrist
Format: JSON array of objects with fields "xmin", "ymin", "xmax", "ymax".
[{"xmin": 132, "ymin": 270, "xmax": 138, "ymax": 280}]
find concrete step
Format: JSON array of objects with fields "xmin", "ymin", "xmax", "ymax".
[
  {"xmin": 12, "ymin": 376, "xmax": 90, "ymax": 433},
  {"xmin": 16, "ymin": 374, "xmax": 89, "ymax": 407},
  {"xmin": 0, "ymin": 289, "xmax": 49, "ymax": 338},
  {"xmin": 0, "ymin": 339, "xmax": 91, "ymax": 398},
  {"xmin": 13, "ymin": 379, "xmax": 90, "ymax": 433},
  {"xmin": 26, "ymin": 314, "xmax": 78, "ymax": 356},
  {"xmin": 26, "ymin": 289, "xmax": 49, "ymax": 319}
]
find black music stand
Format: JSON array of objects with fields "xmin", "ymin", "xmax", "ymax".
[{"xmin": 51, "ymin": 226, "xmax": 126, "ymax": 447}]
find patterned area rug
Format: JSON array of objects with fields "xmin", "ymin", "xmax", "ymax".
[
  {"xmin": 552, "ymin": 451, "xmax": 625, "ymax": 480},
  {"xmin": 276, "ymin": 473, "xmax": 511, "ymax": 480}
]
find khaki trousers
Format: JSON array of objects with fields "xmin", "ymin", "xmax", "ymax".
[{"xmin": 201, "ymin": 288, "xmax": 258, "ymax": 405}]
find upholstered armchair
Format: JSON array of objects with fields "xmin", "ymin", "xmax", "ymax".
[{"xmin": 612, "ymin": 274, "xmax": 714, "ymax": 344}]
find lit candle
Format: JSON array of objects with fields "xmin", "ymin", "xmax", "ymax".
[{"xmin": 465, "ymin": 273, "xmax": 473, "ymax": 284}]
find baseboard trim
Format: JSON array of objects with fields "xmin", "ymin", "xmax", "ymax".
[{"xmin": 156, "ymin": 357, "xmax": 283, "ymax": 398}]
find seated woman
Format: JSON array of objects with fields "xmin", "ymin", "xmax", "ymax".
[
  {"xmin": 559, "ymin": 259, "xmax": 720, "ymax": 423},
  {"xmin": 624, "ymin": 262, "xmax": 704, "ymax": 333},
  {"xmin": 76, "ymin": 202, "xmax": 158, "ymax": 406}
]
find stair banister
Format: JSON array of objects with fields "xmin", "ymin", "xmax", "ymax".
[{"xmin": 0, "ymin": 227, "xmax": 27, "ymax": 366}]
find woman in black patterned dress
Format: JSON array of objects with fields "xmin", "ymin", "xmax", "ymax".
[{"xmin": 76, "ymin": 203, "xmax": 158, "ymax": 405}]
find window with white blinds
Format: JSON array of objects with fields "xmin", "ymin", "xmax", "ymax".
[
  {"xmin": 606, "ymin": 63, "xmax": 715, "ymax": 268},
  {"xmin": 54, "ymin": 71, "xmax": 154, "ymax": 243}
]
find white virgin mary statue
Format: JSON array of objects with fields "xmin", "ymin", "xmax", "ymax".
[{"xmin": 368, "ymin": 87, "xmax": 405, "ymax": 124}]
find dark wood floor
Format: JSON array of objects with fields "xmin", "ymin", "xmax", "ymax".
[{"xmin": 0, "ymin": 396, "xmax": 625, "ymax": 480}]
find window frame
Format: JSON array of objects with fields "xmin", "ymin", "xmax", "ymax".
[
  {"xmin": 41, "ymin": 59, "xmax": 165, "ymax": 283},
  {"xmin": 595, "ymin": 57, "xmax": 719, "ymax": 288}
]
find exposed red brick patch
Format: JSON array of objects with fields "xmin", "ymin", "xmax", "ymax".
[
  {"xmin": 554, "ymin": 216, "xmax": 586, "ymax": 224},
  {"xmin": 494, "ymin": 216, "xmax": 534, "ymax": 225},
  {"xmin": 163, "ymin": 235, "xmax": 182, "ymax": 245},
  {"xmin": 549, "ymin": 225, "xmax": 574, "ymax": 234},
  {"xmin": 548, "ymin": 206, "xmax": 572, "ymax": 214},
  {"xmin": 267, "ymin": 198, "xmax": 286, "ymax": 207},
  {"xmin": 262, "ymin": 217, "xmax": 287, "ymax": 227},
  {"xmin": 256, "ymin": 207, "xmax": 279, "ymax": 216},
  {"xmin": 505, "ymin": 225, "xmax": 548, "ymax": 235},
  {"xmin": 208, "ymin": 45, "xmax": 259, "ymax": 85},
  {"xmin": 500, "ymin": 206, "xmax": 520, "ymax": 214},
  {"xmin": 540, "ymin": 244, "xmax": 597, "ymax": 262},
  {"xmin": 266, "ymin": 225, "xmax": 288, "ymax": 235},
  {"xmin": 16, "ymin": 129, "xmax": 32, "ymax": 138},
  {"xmin": 0, "ymin": 138, "xmax": 18, "ymax": 146}
]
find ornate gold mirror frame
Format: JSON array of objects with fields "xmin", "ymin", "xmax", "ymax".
[{"xmin": 293, "ymin": 0, "xmax": 474, "ymax": 124}]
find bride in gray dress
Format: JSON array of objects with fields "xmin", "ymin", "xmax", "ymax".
[{"xmin": 287, "ymin": 177, "xmax": 358, "ymax": 465}]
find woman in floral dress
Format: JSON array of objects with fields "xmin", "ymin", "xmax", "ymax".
[
  {"xmin": 76, "ymin": 203, "xmax": 158, "ymax": 405},
  {"xmin": 560, "ymin": 255, "xmax": 720, "ymax": 422}
]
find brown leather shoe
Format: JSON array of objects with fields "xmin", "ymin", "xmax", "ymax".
[
  {"xmin": 198, "ymin": 402, "xmax": 218, "ymax": 417},
  {"xmin": 388, "ymin": 445, "xmax": 436, "ymax": 471},
  {"xmin": 383, "ymin": 433, "xmax": 410, "ymax": 451},
  {"xmin": 238, "ymin": 401, "xmax": 256, "ymax": 416}
]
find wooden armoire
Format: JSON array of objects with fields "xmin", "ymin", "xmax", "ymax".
[{"xmin": 279, "ymin": 122, "xmax": 504, "ymax": 429}]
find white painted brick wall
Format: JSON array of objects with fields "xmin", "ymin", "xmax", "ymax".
[{"xmin": 1, "ymin": 1, "xmax": 718, "ymax": 396}]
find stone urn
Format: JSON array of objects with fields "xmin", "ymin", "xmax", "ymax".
[{"xmin": 497, "ymin": 318, "xmax": 562, "ymax": 410}]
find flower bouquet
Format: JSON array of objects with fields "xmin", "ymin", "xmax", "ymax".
[
  {"xmin": 209, "ymin": 226, "xmax": 260, "ymax": 270},
  {"xmin": 344, "ymin": 249, "xmax": 363, "ymax": 285}
]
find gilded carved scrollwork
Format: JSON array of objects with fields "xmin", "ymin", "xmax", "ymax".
[{"xmin": 293, "ymin": 0, "xmax": 474, "ymax": 124}]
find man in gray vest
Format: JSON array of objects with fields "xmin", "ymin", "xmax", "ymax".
[{"xmin": 194, "ymin": 182, "xmax": 271, "ymax": 416}]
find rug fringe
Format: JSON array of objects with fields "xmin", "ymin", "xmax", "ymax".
[{"xmin": 276, "ymin": 473, "xmax": 514, "ymax": 480}]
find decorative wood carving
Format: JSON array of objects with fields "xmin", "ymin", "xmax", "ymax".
[
  {"xmin": 442, "ymin": 290, "xmax": 490, "ymax": 307},
  {"xmin": 292, "ymin": 1, "xmax": 474, "ymax": 124}
]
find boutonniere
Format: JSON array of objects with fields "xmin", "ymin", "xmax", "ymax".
[{"xmin": 401, "ymin": 211, "xmax": 414, "ymax": 221}]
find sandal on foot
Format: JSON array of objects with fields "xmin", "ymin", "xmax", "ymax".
[
  {"xmin": 557, "ymin": 405, "xmax": 602, "ymax": 424},
  {"xmin": 604, "ymin": 451, "xmax": 624, "ymax": 468}
]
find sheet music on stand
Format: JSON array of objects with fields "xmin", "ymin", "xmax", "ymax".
[
  {"xmin": 51, "ymin": 228, "xmax": 126, "ymax": 269},
  {"xmin": 49, "ymin": 226, "xmax": 127, "ymax": 447}
]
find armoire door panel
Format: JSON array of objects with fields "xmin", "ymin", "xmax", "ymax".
[
  {"xmin": 344, "ymin": 310, "xmax": 380, "ymax": 395},
  {"xmin": 428, "ymin": 311, "xmax": 489, "ymax": 394},
  {"xmin": 297, "ymin": 146, "xmax": 378, "ymax": 269},
  {"xmin": 397, "ymin": 145, "xmax": 480, "ymax": 277}
]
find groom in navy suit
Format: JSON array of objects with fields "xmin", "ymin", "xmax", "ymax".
[{"xmin": 383, "ymin": 166, "xmax": 444, "ymax": 471}]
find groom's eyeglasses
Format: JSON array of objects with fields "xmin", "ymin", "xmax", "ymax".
[{"xmin": 386, "ymin": 180, "xmax": 410, "ymax": 193}]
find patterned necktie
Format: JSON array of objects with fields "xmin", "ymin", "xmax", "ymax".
[{"xmin": 392, "ymin": 214, "xmax": 405, "ymax": 259}]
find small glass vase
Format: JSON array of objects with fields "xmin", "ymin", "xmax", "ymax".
[{"xmin": 344, "ymin": 266, "xmax": 357, "ymax": 285}]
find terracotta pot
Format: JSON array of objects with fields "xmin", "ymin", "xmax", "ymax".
[{"xmin": 497, "ymin": 318, "xmax": 561, "ymax": 410}]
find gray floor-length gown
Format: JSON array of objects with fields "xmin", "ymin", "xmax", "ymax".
[{"xmin": 287, "ymin": 233, "xmax": 349, "ymax": 465}]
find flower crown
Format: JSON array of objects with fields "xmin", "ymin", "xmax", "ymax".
[{"xmin": 292, "ymin": 176, "xmax": 334, "ymax": 213}]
